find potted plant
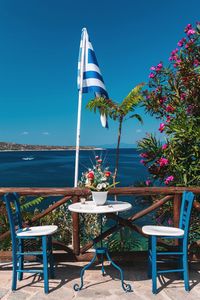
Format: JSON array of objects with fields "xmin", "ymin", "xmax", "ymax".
[{"xmin": 78, "ymin": 156, "xmax": 118, "ymax": 205}]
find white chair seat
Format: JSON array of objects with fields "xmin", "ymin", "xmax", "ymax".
[
  {"xmin": 142, "ymin": 225, "xmax": 184, "ymax": 237},
  {"xmin": 16, "ymin": 225, "xmax": 58, "ymax": 237}
]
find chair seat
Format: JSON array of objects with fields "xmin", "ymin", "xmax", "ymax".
[
  {"xmin": 142, "ymin": 225, "xmax": 184, "ymax": 237},
  {"xmin": 16, "ymin": 225, "xmax": 58, "ymax": 237}
]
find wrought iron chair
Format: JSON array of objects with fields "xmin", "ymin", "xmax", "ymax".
[
  {"xmin": 142, "ymin": 191, "xmax": 195, "ymax": 294},
  {"xmin": 4, "ymin": 192, "xmax": 58, "ymax": 294}
]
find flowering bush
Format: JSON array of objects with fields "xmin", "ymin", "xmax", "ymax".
[
  {"xmin": 78, "ymin": 156, "xmax": 117, "ymax": 191},
  {"xmin": 138, "ymin": 22, "xmax": 200, "ymax": 187}
]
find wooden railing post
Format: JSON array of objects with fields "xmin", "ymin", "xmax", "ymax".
[
  {"xmin": 173, "ymin": 193, "xmax": 182, "ymax": 246},
  {"xmin": 72, "ymin": 196, "xmax": 80, "ymax": 255},
  {"xmin": 173, "ymin": 194, "xmax": 182, "ymax": 227}
]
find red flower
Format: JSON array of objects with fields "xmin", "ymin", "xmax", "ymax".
[
  {"xmin": 97, "ymin": 159, "xmax": 102, "ymax": 163},
  {"xmin": 105, "ymin": 171, "xmax": 111, "ymax": 177},
  {"xmin": 87, "ymin": 172, "xmax": 94, "ymax": 179}
]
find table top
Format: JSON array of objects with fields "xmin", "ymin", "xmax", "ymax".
[{"xmin": 68, "ymin": 200, "xmax": 132, "ymax": 214}]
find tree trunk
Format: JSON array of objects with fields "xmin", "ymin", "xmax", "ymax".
[{"xmin": 114, "ymin": 117, "xmax": 123, "ymax": 185}]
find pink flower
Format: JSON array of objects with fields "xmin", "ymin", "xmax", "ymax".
[
  {"xmin": 140, "ymin": 153, "xmax": 148, "ymax": 158},
  {"xmin": 159, "ymin": 123, "xmax": 165, "ymax": 133},
  {"xmin": 194, "ymin": 59, "xmax": 199, "ymax": 66},
  {"xmin": 187, "ymin": 29, "xmax": 195, "ymax": 36},
  {"xmin": 140, "ymin": 159, "xmax": 146, "ymax": 165},
  {"xmin": 97, "ymin": 159, "xmax": 102, "ymax": 163},
  {"xmin": 180, "ymin": 93, "xmax": 186, "ymax": 100},
  {"xmin": 171, "ymin": 49, "xmax": 179, "ymax": 56},
  {"xmin": 150, "ymin": 66, "xmax": 156, "ymax": 70},
  {"xmin": 164, "ymin": 175, "xmax": 174, "ymax": 185},
  {"xmin": 158, "ymin": 157, "xmax": 169, "ymax": 167},
  {"xmin": 95, "ymin": 155, "xmax": 99, "ymax": 159},
  {"xmin": 177, "ymin": 38, "xmax": 186, "ymax": 47},
  {"xmin": 166, "ymin": 115, "xmax": 171, "ymax": 123},
  {"xmin": 162, "ymin": 144, "xmax": 168, "ymax": 150},
  {"xmin": 156, "ymin": 63, "xmax": 163, "ymax": 71},
  {"xmin": 159, "ymin": 99, "xmax": 164, "ymax": 104},
  {"xmin": 145, "ymin": 180, "xmax": 151, "ymax": 186},
  {"xmin": 149, "ymin": 73, "xmax": 155, "ymax": 78},
  {"xmin": 174, "ymin": 59, "xmax": 181, "ymax": 68},
  {"xmin": 169, "ymin": 49, "xmax": 179, "ymax": 61},
  {"xmin": 166, "ymin": 105, "xmax": 175, "ymax": 113},
  {"xmin": 185, "ymin": 24, "xmax": 192, "ymax": 33}
]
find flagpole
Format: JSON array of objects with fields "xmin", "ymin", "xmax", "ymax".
[{"xmin": 74, "ymin": 29, "xmax": 86, "ymax": 187}]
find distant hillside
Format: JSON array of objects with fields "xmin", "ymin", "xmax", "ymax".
[{"xmin": 0, "ymin": 142, "xmax": 99, "ymax": 151}]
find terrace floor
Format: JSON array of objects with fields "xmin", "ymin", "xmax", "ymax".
[{"xmin": 0, "ymin": 260, "xmax": 200, "ymax": 300}]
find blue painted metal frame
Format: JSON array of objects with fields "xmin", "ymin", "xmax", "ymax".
[
  {"xmin": 147, "ymin": 191, "xmax": 195, "ymax": 294},
  {"xmin": 4, "ymin": 192, "xmax": 55, "ymax": 294},
  {"xmin": 73, "ymin": 214, "xmax": 132, "ymax": 292}
]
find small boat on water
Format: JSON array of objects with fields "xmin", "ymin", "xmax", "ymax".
[{"xmin": 22, "ymin": 157, "xmax": 35, "ymax": 161}]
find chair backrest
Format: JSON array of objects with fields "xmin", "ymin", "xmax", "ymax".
[
  {"xmin": 179, "ymin": 191, "xmax": 195, "ymax": 236},
  {"xmin": 4, "ymin": 193, "xmax": 23, "ymax": 244}
]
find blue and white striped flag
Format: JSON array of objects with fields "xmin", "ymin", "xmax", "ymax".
[{"xmin": 77, "ymin": 28, "xmax": 109, "ymax": 128}]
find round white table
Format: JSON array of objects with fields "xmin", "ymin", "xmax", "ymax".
[{"xmin": 68, "ymin": 200, "xmax": 132, "ymax": 292}]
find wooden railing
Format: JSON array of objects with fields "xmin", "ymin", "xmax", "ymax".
[{"xmin": 0, "ymin": 187, "xmax": 200, "ymax": 259}]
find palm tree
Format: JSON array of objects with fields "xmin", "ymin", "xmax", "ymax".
[{"xmin": 86, "ymin": 84, "xmax": 144, "ymax": 185}]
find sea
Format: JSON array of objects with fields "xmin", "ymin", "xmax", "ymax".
[
  {"xmin": 0, "ymin": 148, "xmax": 151, "ymax": 250},
  {"xmin": 0, "ymin": 148, "xmax": 148, "ymax": 187}
]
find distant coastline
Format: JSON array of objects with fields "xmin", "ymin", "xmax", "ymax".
[{"xmin": 0, "ymin": 142, "xmax": 104, "ymax": 152}]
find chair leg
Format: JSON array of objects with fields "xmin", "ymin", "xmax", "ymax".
[
  {"xmin": 12, "ymin": 246, "xmax": 18, "ymax": 291},
  {"xmin": 183, "ymin": 247, "xmax": 189, "ymax": 291},
  {"xmin": 42, "ymin": 236, "xmax": 49, "ymax": 294},
  {"xmin": 48, "ymin": 236, "xmax": 55, "ymax": 279},
  {"xmin": 147, "ymin": 238, "xmax": 152, "ymax": 279},
  {"xmin": 18, "ymin": 239, "xmax": 24, "ymax": 281},
  {"xmin": 178, "ymin": 241, "xmax": 183, "ymax": 280},
  {"xmin": 151, "ymin": 236, "xmax": 157, "ymax": 294}
]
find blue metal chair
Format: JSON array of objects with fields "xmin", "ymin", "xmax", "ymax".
[
  {"xmin": 142, "ymin": 191, "xmax": 195, "ymax": 294},
  {"xmin": 4, "ymin": 192, "xmax": 58, "ymax": 294}
]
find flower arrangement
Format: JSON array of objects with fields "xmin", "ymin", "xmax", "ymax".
[{"xmin": 78, "ymin": 155, "xmax": 117, "ymax": 191}]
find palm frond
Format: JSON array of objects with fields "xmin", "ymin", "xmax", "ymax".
[
  {"xmin": 86, "ymin": 97, "xmax": 118, "ymax": 116},
  {"xmin": 120, "ymin": 83, "xmax": 144, "ymax": 115},
  {"xmin": 128, "ymin": 113, "xmax": 143, "ymax": 124}
]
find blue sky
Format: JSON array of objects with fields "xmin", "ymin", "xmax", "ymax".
[{"xmin": 0, "ymin": 0, "xmax": 199, "ymax": 146}]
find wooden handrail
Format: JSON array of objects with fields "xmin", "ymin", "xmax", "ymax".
[{"xmin": 0, "ymin": 186, "xmax": 200, "ymax": 196}]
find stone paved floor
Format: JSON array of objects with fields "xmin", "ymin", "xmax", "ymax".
[{"xmin": 0, "ymin": 261, "xmax": 200, "ymax": 300}]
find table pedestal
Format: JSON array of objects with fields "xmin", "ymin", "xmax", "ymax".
[{"xmin": 73, "ymin": 247, "xmax": 132, "ymax": 292}]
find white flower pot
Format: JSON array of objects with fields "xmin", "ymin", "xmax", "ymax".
[{"xmin": 92, "ymin": 191, "xmax": 108, "ymax": 206}]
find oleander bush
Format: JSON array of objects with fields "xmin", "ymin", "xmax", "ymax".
[
  {"xmin": 138, "ymin": 22, "xmax": 200, "ymax": 250},
  {"xmin": 138, "ymin": 22, "xmax": 200, "ymax": 187}
]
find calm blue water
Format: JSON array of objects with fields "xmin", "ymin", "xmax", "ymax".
[{"xmin": 0, "ymin": 149, "xmax": 148, "ymax": 187}]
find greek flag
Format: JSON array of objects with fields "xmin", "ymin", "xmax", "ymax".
[{"xmin": 77, "ymin": 28, "xmax": 109, "ymax": 128}]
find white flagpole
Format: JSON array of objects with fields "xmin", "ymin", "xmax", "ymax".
[{"xmin": 74, "ymin": 29, "xmax": 86, "ymax": 187}]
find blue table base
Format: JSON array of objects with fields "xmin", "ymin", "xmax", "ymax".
[{"xmin": 73, "ymin": 247, "xmax": 132, "ymax": 292}]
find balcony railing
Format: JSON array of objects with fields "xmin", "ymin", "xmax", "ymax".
[{"xmin": 0, "ymin": 187, "xmax": 200, "ymax": 260}]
